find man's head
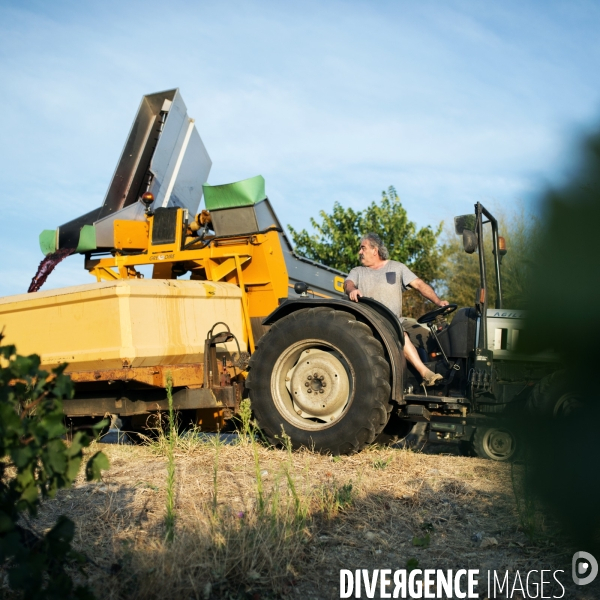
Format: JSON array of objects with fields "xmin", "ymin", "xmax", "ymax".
[{"xmin": 359, "ymin": 233, "xmax": 389, "ymax": 267}]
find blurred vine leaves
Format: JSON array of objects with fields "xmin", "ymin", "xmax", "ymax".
[{"xmin": 0, "ymin": 332, "xmax": 109, "ymax": 599}]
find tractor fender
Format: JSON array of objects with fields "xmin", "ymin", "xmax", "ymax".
[{"xmin": 262, "ymin": 297, "xmax": 405, "ymax": 403}]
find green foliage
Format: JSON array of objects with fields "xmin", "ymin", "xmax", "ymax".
[
  {"xmin": 288, "ymin": 202, "xmax": 362, "ymax": 274},
  {"xmin": 334, "ymin": 483, "xmax": 354, "ymax": 509},
  {"xmin": 211, "ymin": 428, "xmax": 221, "ymax": 517},
  {"xmin": 372, "ymin": 456, "xmax": 393, "ymax": 470},
  {"xmin": 518, "ymin": 131, "xmax": 600, "ymax": 553},
  {"xmin": 406, "ymin": 557, "xmax": 419, "ymax": 571},
  {"xmin": 253, "ymin": 429, "xmax": 265, "ymax": 515},
  {"xmin": 319, "ymin": 481, "xmax": 354, "ymax": 517},
  {"xmin": 411, "ymin": 533, "xmax": 431, "ymax": 548},
  {"xmin": 0, "ymin": 336, "xmax": 109, "ymax": 599},
  {"xmin": 288, "ymin": 186, "xmax": 446, "ymax": 282},
  {"xmin": 443, "ymin": 208, "xmax": 540, "ymax": 309},
  {"xmin": 238, "ymin": 398, "xmax": 253, "ymax": 442}
]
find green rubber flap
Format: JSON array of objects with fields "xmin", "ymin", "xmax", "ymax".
[
  {"xmin": 39, "ymin": 229, "xmax": 57, "ymax": 256},
  {"xmin": 75, "ymin": 225, "xmax": 97, "ymax": 253},
  {"xmin": 203, "ymin": 175, "xmax": 266, "ymax": 210}
]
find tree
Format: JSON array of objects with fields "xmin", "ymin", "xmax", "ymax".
[
  {"xmin": 287, "ymin": 187, "xmax": 447, "ymax": 317},
  {"xmin": 442, "ymin": 208, "xmax": 540, "ymax": 310}
]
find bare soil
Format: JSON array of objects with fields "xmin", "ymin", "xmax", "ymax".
[{"xmin": 25, "ymin": 440, "xmax": 600, "ymax": 599}]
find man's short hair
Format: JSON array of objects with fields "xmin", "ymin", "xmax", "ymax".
[{"xmin": 362, "ymin": 233, "xmax": 389, "ymax": 260}]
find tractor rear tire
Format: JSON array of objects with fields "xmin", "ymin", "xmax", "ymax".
[
  {"xmin": 246, "ymin": 307, "xmax": 392, "ymax": 455},
  {"xmin": 527, "ymin": 371, "xmax": 583, "ymax": 418}
]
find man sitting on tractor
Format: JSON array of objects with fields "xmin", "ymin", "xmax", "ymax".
[{"xmin": 344, "ymin": 232, "xmax": 448, "ymax": 386}]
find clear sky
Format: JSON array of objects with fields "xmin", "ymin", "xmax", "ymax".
[{"xmin": 1, "ymin": 0, "xmax": 599, "ymax": 296}]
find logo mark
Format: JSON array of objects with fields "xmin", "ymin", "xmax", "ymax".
[{"xmin": 572, "ymin": 551, "xmax": 598, "ymax": 585}]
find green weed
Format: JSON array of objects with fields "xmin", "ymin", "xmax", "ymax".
[
  {"xmin": 319, "ymin": 480, "xmax": 354, "ymax": 517},
  {"xmin": 164, "ymin": 373, "xmax": 176, "ymax": 543},
  {"xmin": 212, "ymin": 429, "xmax": 221, "ymax": 516},
  {"xmin": 406, "ymin": 558, "xmax": 420, "ymax": 572},
  {"xmin": 412, "ymin": 534, "xmax": 430, "ymax": 548},
  {"xmin": 238, "ymin": 397, "xmax": 253, "ymax": 441},
  {"xmin": 372, "ymin": 456, "xmax": 393, "ymax": 470}
]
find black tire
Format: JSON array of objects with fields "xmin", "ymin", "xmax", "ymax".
[
  {"xmin": 246, "ymin": 307, "xmax": 392, "ymax": 455},
  {"xmin": 391, "ymin": 422, "xmax": 429, "ymax": 449},
  {"xmin": 373, "ymin": 410, "xmax": 414, "ymax": 446},
  {"xmin": 472, "ymin": 426, "xmax": 518, "ymax": 461},
  {"xmin": 527, "ymin": 371, "xmax": 583, "ymax": 418}
]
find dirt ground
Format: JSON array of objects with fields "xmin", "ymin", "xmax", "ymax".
[{"xmin": 23, "ymin": 438, "xmax": 600, "ymax": 599}]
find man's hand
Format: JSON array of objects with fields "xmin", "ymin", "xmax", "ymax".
[
  {"xmin": 349, "ymin": 288, "xmax": 363, "ymax": 302},
  {"xmin": 438, "ymin": 300, "xmax": 449, "ymax": 307},
  {"xmin": 344, "ymin": 279, "xmax": 362, "ymax": 302}
]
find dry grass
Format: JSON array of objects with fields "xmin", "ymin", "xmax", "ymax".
[{"xmin": 23, "ymin": 437, "xmax": 591, "ymax": 599}]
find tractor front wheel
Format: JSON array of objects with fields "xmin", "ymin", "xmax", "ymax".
[{"xmin": 472, "ymin": 426, "xmax": 518, "ymax": 461}]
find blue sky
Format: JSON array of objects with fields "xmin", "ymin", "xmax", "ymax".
[{"xmin": 1, "ymin": 0, "xmax": 599, "ymax": 296}]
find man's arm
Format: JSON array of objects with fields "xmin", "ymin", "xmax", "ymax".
[
  {"xmin": 409, "ymin": 278, "xmax": 449, "ymax": 307},
  {"xmin": 344, "ymin": 279, "xmax": 362, "ymax": 302}
]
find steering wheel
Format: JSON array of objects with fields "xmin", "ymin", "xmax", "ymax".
[{"xmin": 417, "ymin": 303, "xmax": 458, "ymax": 324}]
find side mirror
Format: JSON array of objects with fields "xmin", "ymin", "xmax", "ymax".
[
  {"xmin": 454, "ymin": 214, "xmax": 476, "ymax": 235},
  {"xmin": 463, "ymin": 229, "xmax": 478, "ymax": 254}
]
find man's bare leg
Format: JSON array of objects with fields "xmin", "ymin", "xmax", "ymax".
[{"xmin": 403, "ymin": 332, "xmax": 443, "ymax": 386}]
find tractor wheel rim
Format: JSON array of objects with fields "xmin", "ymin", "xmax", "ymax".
[
  {"xmin": 483, "ymin": 428, "xmax": 515, "ymax": 460},
  {"xmin": 271, "ymin": 340, "xmax": 353, "ymax": 430}
]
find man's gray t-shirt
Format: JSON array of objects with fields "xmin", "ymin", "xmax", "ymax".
[{"xmin": 346, "ymin": 261, "xmax": 418, "ymax": 319}]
